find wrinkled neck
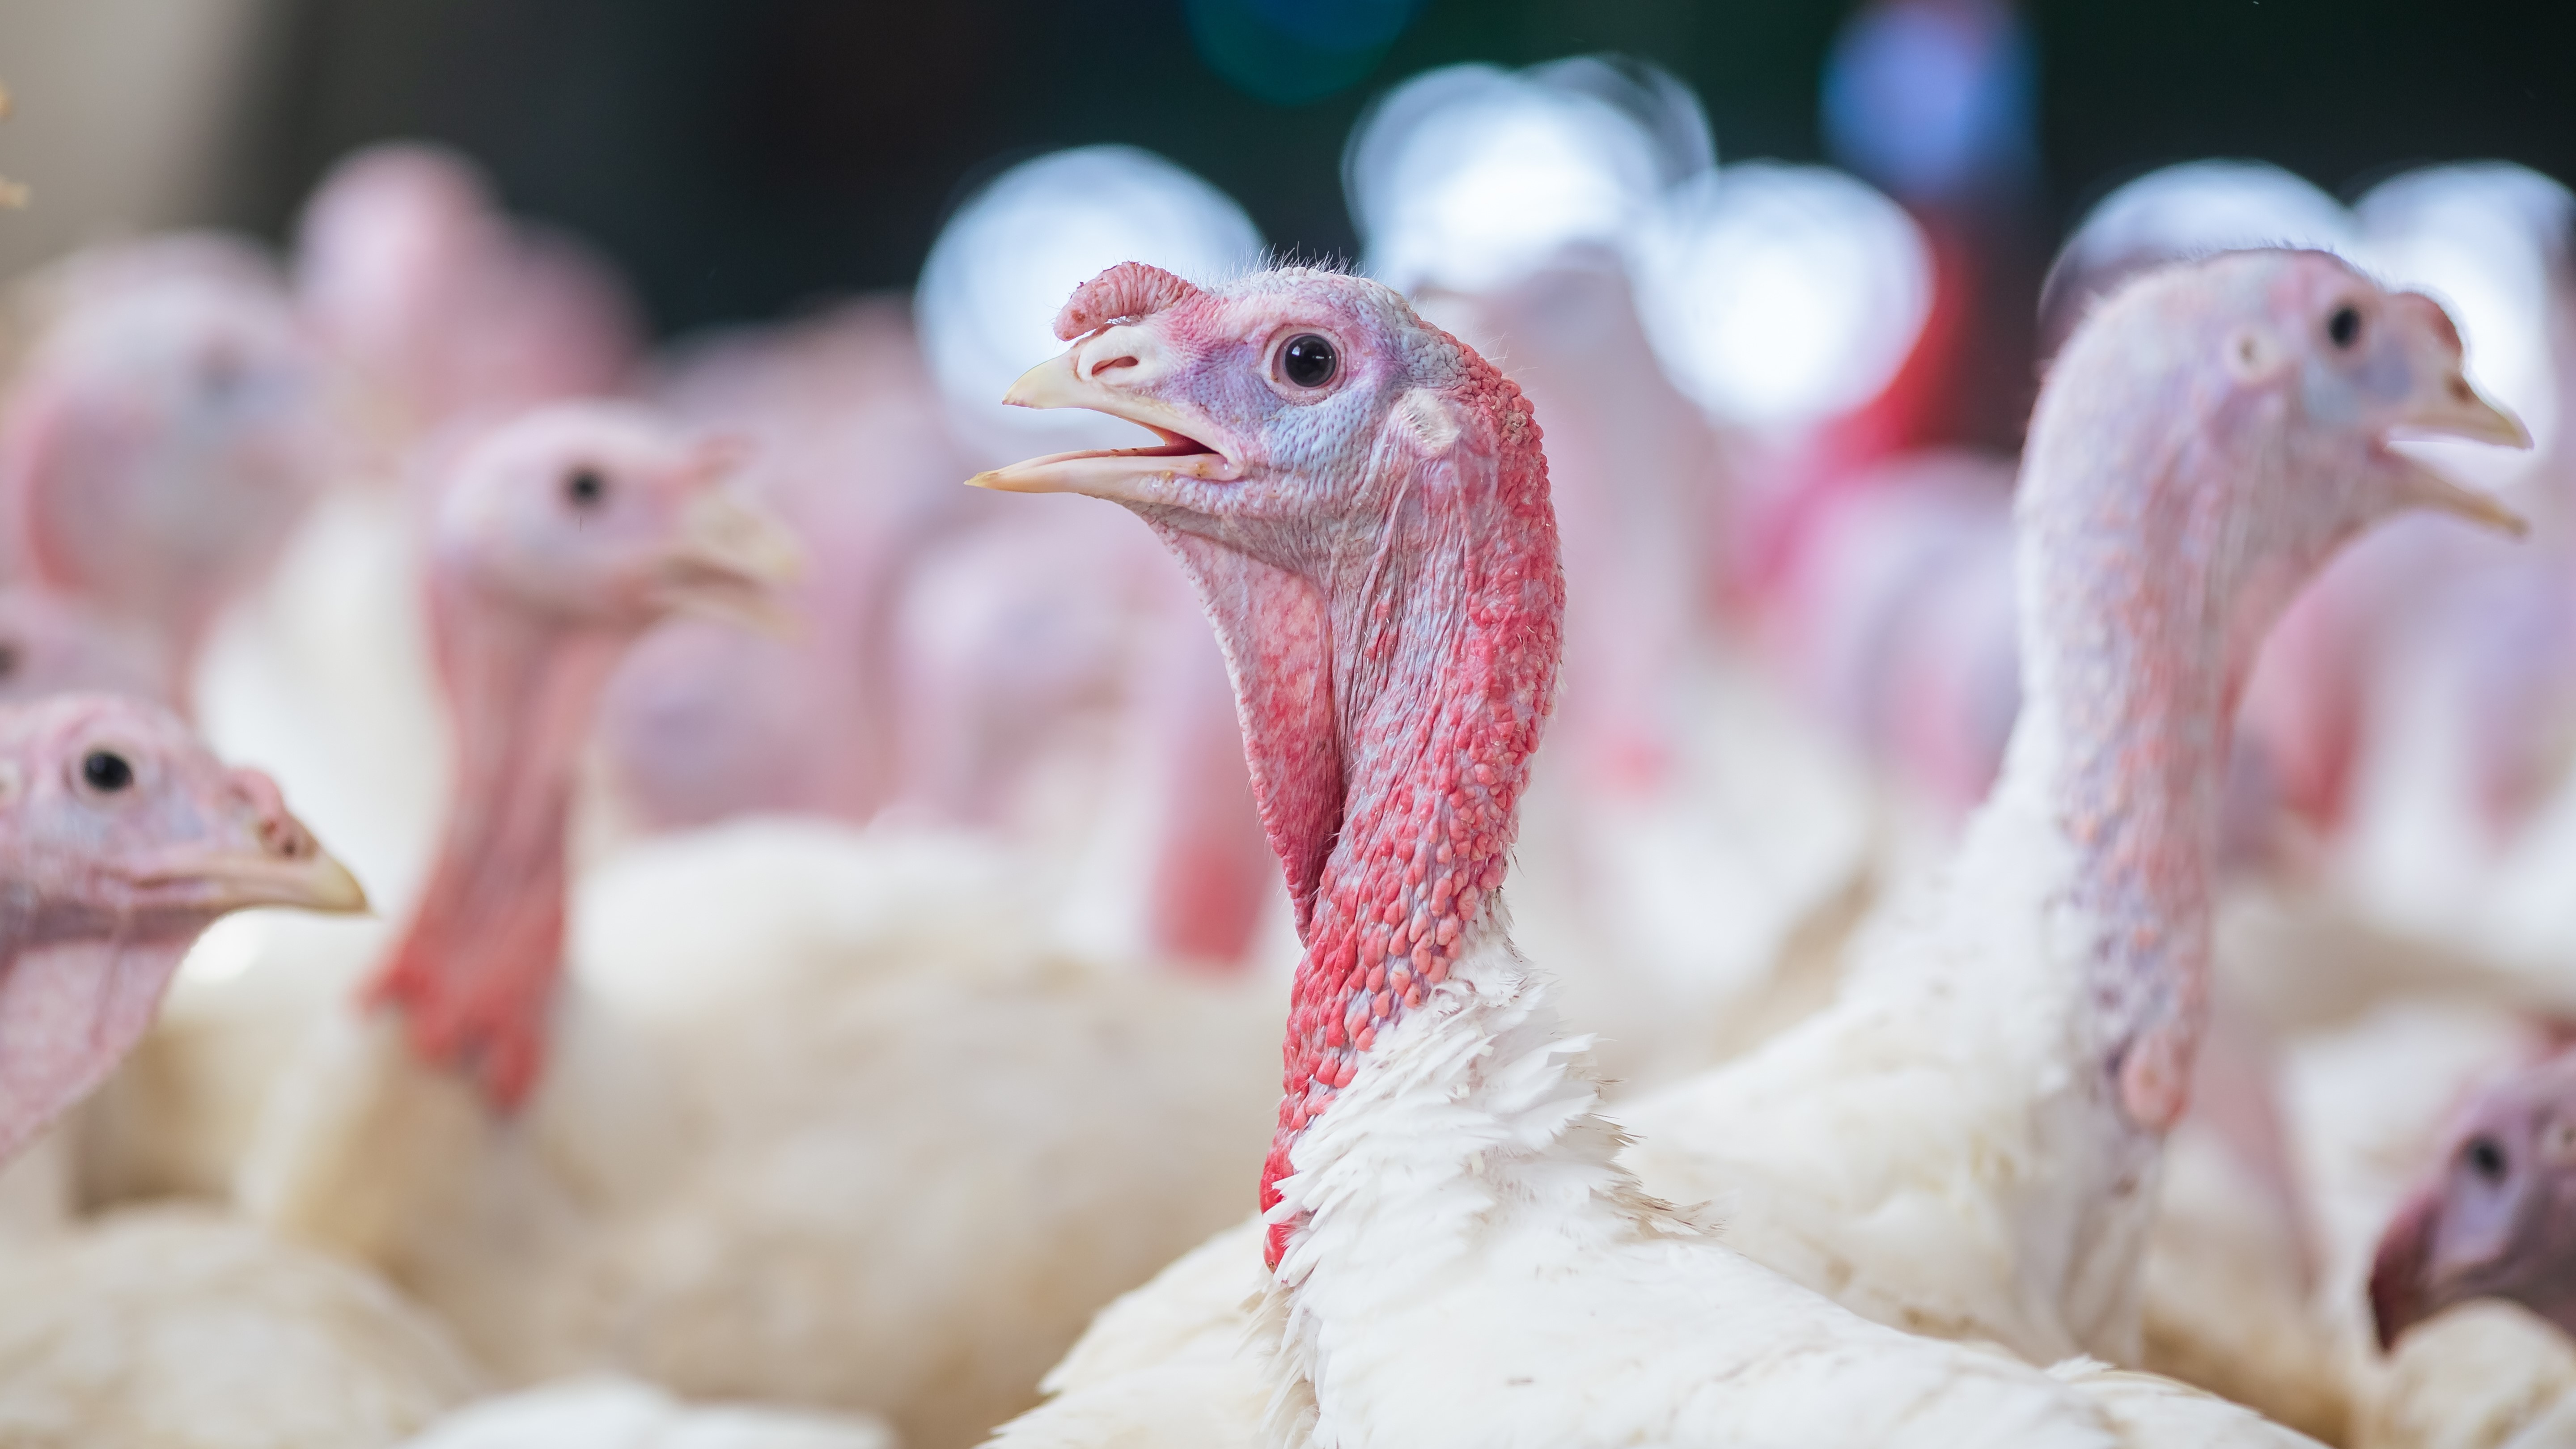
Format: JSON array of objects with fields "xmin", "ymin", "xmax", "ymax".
[
  {"xmin": 371, "ymin": 579, "xmax": 624, "ymax": 1069},
  {"xmin": 1257, "ymin": 508, "xmax": 1561, "ymax": 1265},
  {"xmin": 2013, "ymin": 462, "xmax": 2275, "ymax": 1131},
  {"xmin": 0, "ymin": 899, "xmax": 204, "ymax": 1161}
]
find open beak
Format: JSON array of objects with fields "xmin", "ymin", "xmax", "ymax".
[
  {"xmin": 131, "ymin": 843, "xmax": 370, "ymax": 917},
  {"xmin": 2386, "ymin": 370, "xmax": 2534, "ymax": 537},
  {"xmin": 966, "ymin": 347, "xmax": 1240, "ymax": 502},
  {"xmin": 657, "ymin": 490, "xmax": 804, "ymax": 635}
]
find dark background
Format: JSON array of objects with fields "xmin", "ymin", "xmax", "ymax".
[{"xmin": 218, "ymin": 0, "xmax": 2576, "ymax": 340}]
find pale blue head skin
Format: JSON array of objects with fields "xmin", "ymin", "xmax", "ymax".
[{"xmin": 987, "ymin": 265, "xmax": 1479, "ymax": 577}]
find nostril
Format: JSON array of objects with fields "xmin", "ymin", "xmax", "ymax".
[
  {"xmin": 2452, "ymin": 376, "xmax": 2477, "ymax": 404},
  {"xmin": 1086, "ymin": 354, "xmax": 1141, "ymax": 379},
  {"xmin": 259, "ymin": 814, "xmax": 314, "ymax": 860}
]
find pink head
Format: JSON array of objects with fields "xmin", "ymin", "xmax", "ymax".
[
  {"xmin": 2026, "ymin": 250, "xmax": 2524, "ymax": 689},
  {"xmin": 294, "ymin": 144, "xmax": 640, "ymax": 444},
  {"xmin": 2372, "ymin": 1052, "xmax": 2576, "ymax": 1351},
  {"xmin": 373, "ymin": 402, "xmax": 797, "ymax": 1107},
  {"xmin": 427, "ymin": 404, "xmax": 791, "ymax": 636},
  {"xmin": 294, "ymin": 144, "xmax": 492, "ymax": 381},
  {"xmin": 0, "ymin": 237, "xmax": 334, "ymax": 685},
  {"xmin": 0, "ymin": 694, "xmax": 364, "ymax": 1160},
  {"xmin": 974, "ymin": 263, "xmax": 1561, "ymax": 1262},
  {"xmin": 2024, "ymin": 249, "xmax": 2528, "ymax": 1133}
]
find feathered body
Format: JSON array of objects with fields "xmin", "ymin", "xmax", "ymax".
[
  {"xmin": 1617, "ymin": 250, "xmax": 2529, "ymax": 1367},
  {"xmin": 975, "ymin": 260, "xmax": 2326, "ymax": 1446}
]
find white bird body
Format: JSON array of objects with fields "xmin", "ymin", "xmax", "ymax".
[
  {"xmin": 239, "ymin": 814, "xmax": 1283, "ymax": 1449},
  {"xmin": 993, "ymin": 942, "xmax": 2314, "ymax": 1449},
  {"xmin": 1616, "ymin": 739, "xmax": 2157, "ymax": 1364},
  {"xmin": 401, "ymin": 1375, "xmax": 893, "ymax": 1449},
  {"xmin": 0, "ymin": 1205, "xmax": 483, "ymax": 1449}
]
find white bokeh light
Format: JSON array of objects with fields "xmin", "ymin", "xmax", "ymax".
[
  {"xmin": 1348, "ymin": 60, "xmax": 1709, "ymax": 297},
  {"xmin": 915, "ymin": 145, "xmax": 1264, "ymax": 466},
  {"xmin": 1629, "ymin": 162, "xmax": 1934, "ymax": 429}
]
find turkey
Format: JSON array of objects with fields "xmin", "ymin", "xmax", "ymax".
[
  {"xmin": 1612, "ymin": 249, "xmax": 2525, "ymax": 1370},
  {"xmin": 976, "ymin": 258, "xmax": 2321, "ymax": 1445},
  {"xmin": 0, "ymin": 692, "xmax": 482, "ymax": 1449},
  {"xmin": 292, "ymin": 142, "xmax": 642, "ymax": 463},
  {"xmin": 0, "ymin": 234, "xmax": 337, "ymax": 708},
  {"xmin": 228, "ymin": 398, "xmax": 1278, "ymax": 1449},
  {"xmin": 2357, "ymin": 1045, "xmax": 2576, "ymax": 1448}
]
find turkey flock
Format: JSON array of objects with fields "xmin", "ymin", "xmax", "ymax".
[{"xmin": 0, "ymin": 44, "xmax": 2572, "ymax": 1449}]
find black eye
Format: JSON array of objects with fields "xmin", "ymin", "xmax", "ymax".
[
  {"xmin": 2466, "ymin": 1135, "xmax": 2510, "ymax": 1183},
  {"xmin": 1278, "ymin": 334, "xmax": 1339, "ymax": 390},
  {"xmin": 82, "ymin": 750, "xmax": 132, "ymax": 792},
  {"xmin": 565, "ymin": 469, "xmax": 607, "ymax": 508},
  {"xmin": 2328, "ymin": 305, "xmax": 2363, "ymax": 350}
]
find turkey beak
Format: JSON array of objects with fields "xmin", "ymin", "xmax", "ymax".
[
  {"xmin": 2380, "ymin": 297, "xmax": 2534, "ymax": 538},
  {"xmin": 2388, "ymin": 450, "xmax": 2529, "ymax": 538},
  {"xmin": 968, "ymin": 335, "xmax": 1241, "ymax": 502},
  {"xmin": 2369, "ymin": 1189, "xmax": 2439, "ymax": 1352},
  {"xmin": 658, "ymin": 491, "xmax": 803, "ymax": 636},
  {"xmin": 129, "ymin": 842, "xmax": 371, "ymax": 917}
]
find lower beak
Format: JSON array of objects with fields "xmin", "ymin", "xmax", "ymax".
[
  {"xmin": 137, "ymin": 847, "xmax": 371, "ymax": 916},
  {"xmin": 2386, "ymin": 372, "xmax": 2534, "ymax": 537},
  {"xmin": 659, "ymin": 491, "xmax": 804, "ymax": 635}
]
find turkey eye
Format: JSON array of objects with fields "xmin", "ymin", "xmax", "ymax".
[
  {"xmin": 2327, "ymin": 305, "xmax": 2362, "ymax": 350},
  {"xmin": 2466, "ymin": 1135, "xmax": 2509, "ymax": 1183},
  {"xmin": 1278, "ymin": 334, "xmax": 1339, "ymax": 390},
  {"xmin": 565, "ymin": 469, "xmax": 607, "ymax": 508},
  {"xmin": 82, "ymin": 750, "xmax": 132, "ymax": 793}
]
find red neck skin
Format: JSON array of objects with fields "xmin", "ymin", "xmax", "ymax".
[
  {"xmin": 2021, "ymin": 425, "xmax": 2322, "ymax": 1134},
  {"xmin": 366, "ymin": 572, "xmax": 627, "ymax": 1109},
  {"xmin": 1196, "ymin": 361, "xmax": 1561, "ymax": 1269}
]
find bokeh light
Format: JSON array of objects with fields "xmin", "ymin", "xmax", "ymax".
[{"xmin": 914, "ymin": 145, "xmax": 1263, "ymax": 466}]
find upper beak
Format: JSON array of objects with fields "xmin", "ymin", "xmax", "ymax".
[
  {"xmin": 2386, "ymin": 370, "xmax": 2533, "ymax": 538},
  {"xmin": 2368, "ymin": 1189, "xmax": 2438, "ymax": 1352},
  {"xmin": 966, "ymin": 346, "xmax": 1238, "ymax": 501},
  {"xmin": 2398, "ymin": 369, "xmax": 2534, "ymax": 451},
  {"xmin": 132, "ymin": 843, "xmax": 371, "ymax": 917},
  {"xmin": 658, "ymin": 490, "xmax": 804, "ymax": 635}
]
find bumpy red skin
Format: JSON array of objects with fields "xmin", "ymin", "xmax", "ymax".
[
  {"xmin": 1046, "ymin": 262, "xmax": 1566, "ymax": 1267},
  {"xmin": 1256, "ymin": 363, "xmax": 1558, "ymax": 1266}
]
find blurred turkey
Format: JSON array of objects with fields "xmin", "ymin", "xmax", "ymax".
[
  {"xmin": 0, "ymin": 694, "xmax": 481, "ymax": 1449},
  {"xmin": 219, "ymin": 401, "xmax": 1275, "ymax": 1449},
  {"xmin": 0, "ymin": 234, "xmax": 336, "ymax": 708}
]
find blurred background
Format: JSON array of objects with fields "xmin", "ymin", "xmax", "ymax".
[{"xmin": 7, "ymin": 0, "xmax": 2571, "ymax": 452}]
